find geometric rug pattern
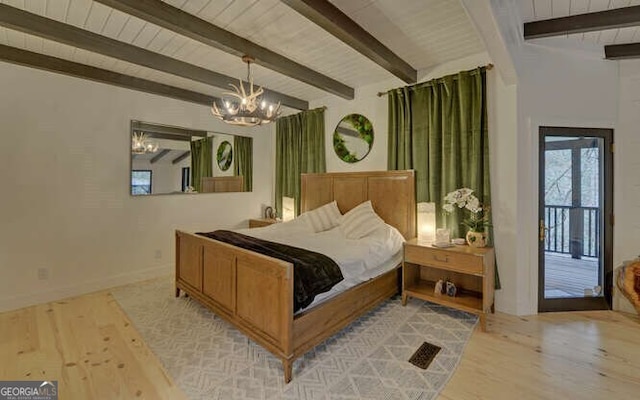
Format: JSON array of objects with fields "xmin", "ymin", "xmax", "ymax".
[{"xmin": 112, "ymin": 278, "xmax": 477, "ymax": 400}]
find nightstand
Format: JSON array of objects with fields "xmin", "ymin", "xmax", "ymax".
[
  {"xmin": 249, "ymin": 218, "xmax": 279, "ymax": 228},
  {"xmin": 402, "ymin": 238, "xmax": 495, "ymax": 331}
]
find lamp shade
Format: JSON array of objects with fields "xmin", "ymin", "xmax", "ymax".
[
  {"xmin": 282, "ymin": 197, "xmax": 295, "ymax": 222},
  {"xmin": 417, "ymin": 202, "xmax": 436, "ymax": 242}
]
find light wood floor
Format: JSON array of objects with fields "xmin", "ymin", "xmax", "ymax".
[
  {"xmin": 0, "ymin": 290, "xmax": 186, "ymax": 400},
  {"xmin": 1, "ymin": 286, "xmax": 639, "ymax": 400},
  {"xmin": 441, "ymin": 310, "xmax": 640, "ymax": 399}
]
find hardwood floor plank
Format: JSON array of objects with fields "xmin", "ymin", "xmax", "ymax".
[
  {"xmin": 1, "ymin": 282, "xmax": 639, "ymax": 399},
  {"xmin": 0, "ymin": 291, "xmax": 186, "ymax": 400},
  {"xmin": 441, "ymin": 311, "xmax": 640, "ymax": 399}
]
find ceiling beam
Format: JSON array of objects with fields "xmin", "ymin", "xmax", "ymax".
[
  {"xmin": 0, "ymin": 4, "xmax": 308, "ymax": 110},
  {"xmin": 131, "ymin": 121, "xmax": 207, "ymax": 138},
  {"xmin": 336, "ymin": 126, "xmax": 359, "ymax": 138},
  {"xmin": 0, "ymin": 44, "xmax": 220, "ymax": 107},
  {"xmin": 605, "ymin": 42, "xmax": 640, "ymax": 60},
  {"xmin": 524, "ymin": 5, "xmax": 640, "ymax": 40},
  {"xmin": 172, "ymin": 151, "xmax": 191, "ymax": 164},
  {"xmin": 95, "ymin": 0, "xmax": 354, "ymax": 100},
  {"xmin": 150, "ymin": 149, "xmax": 171, "ymax": 164},
  {"xmin": 282, "ymin": 0, "xmax": 416, "ymax": 84},
  {"xmin": 137, "ymin": 132, "xmax": 193, "ymax": 141}
]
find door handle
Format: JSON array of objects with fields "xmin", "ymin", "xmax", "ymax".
[{"xmin": 539, "ymin": 220, "xmax": 546, "ymax": 242}]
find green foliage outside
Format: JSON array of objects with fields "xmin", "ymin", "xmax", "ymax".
[
  {"xmin": 333, "ymin": 114, "xmax": 374, "ymax": 163},
  {"xmin": 333, "ymin": 132, "xmax": 358, "ymax": 163},
  {"xmin": 217, "ymin": 141, "xmax": 233, "ymax": 171},
  {"xmin": 345, "ymin": 114, "xmax": 374, "ymax": 146}
]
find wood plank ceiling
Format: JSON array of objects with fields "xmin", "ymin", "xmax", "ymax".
[
  {"xmin": 0, "ymin": 0, "xmax": 484, "ymax": 112},
  {"xmin": 521, "ymin": 0, "xmax": 640, "ymax": 58}
]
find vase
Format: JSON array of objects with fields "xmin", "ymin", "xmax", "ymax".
[{"xmin": 466, "ymin": 231, "xmax": 487, "ymax": 248}]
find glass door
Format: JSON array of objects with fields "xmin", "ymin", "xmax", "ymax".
[{"xmin": 538, "ymin": 127, "xmax": 613, "ymax": 312}]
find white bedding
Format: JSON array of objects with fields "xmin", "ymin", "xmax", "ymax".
[
  {"xmin": 234, "ymin": 214, "xmax": 405, "ymax": 311},
  {"xmin": 305, "ymin": 250, "xmax": 402, "ymax": 311}
]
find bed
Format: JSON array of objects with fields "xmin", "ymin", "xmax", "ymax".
[{"xmin": 174, "ymin": 170, "xmax": 416, "ymax": 382}]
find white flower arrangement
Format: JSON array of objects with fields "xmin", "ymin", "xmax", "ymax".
[{"xmin": 443, "ymin": 188, "xmax": 490, "ymax": 232}]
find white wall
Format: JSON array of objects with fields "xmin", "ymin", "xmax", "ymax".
[
  {"xmin": 311, "ymin": 52, "xmax": 521, "ymax": 314},
  {"xmin": 309, "ymin": 77, "xmax": 400, "ymax": 172},
  {"xmin": 614, "ymin": 60, "xmax": 640, "ymax": 314},
  {"xmin": 0, "ymin": 62, "xmax": 273, "ymax": 312},
  {"xmin": 486, "ymin": 65, "xmax": 519, "ymax": 314},
  {"xmin": 518, "ymin": 46, "xmax": 618, "ymax": 315},
  {"xmin": 490, "ymin": 0, "xmax": 619, "ymax": 314},
  {"xmin": 310, "ymin": 52, "xmax": 499, "ymax": 173}
]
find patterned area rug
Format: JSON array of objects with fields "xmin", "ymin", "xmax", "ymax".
[{"xmin": 112, "ymin": 278, "xmax": 477, "ymax": 400}]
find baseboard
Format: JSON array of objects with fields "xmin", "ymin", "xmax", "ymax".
[{"xmin": 0, "ymin": 264, "xmax": 173, "ymax": 313}]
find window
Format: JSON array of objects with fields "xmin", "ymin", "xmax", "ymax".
[{"xmin": 131, "ymin": 170, "xmax": 152, "ymax": 195}]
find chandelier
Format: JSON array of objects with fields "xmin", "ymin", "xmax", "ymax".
[
  {"xmin": 131, "ymin": 131, "xmax": 159, "ymax": 154},
  {"xmin": 211, "ymin": 55, "xmax": 281, "ymax": 126}
]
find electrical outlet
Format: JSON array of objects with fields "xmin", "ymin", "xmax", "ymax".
[
  {"xmin": 155, "ymin": 250, "xmax": 162, "ymax": 260},
  {"xmin": 37, "ymin": 267, "xmax": 49, "ymax": 280}
]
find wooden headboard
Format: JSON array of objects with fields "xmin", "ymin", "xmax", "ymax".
[
  {"xmin": 300, "ymin": 170, "xmax": 416, "ymax": 239},
  {"xmin": 201, "ymin": 176, "xmax": 243, "ymax": 193}
]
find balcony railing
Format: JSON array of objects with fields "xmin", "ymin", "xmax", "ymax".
[{"xmin": 544, "ymin": 205, "xmax": 600, "ymax": 258}]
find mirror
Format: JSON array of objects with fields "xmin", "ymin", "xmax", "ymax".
[
  {"xmin": 217, "ymin": 141, "xmax": 233, "ymax": 171},
  {"xmin": 130, "ymin": 121, "xmax": 252, "ymax": 195},
  {"xmin": 333, "ymin": 113, "xmax": 374, "ymax": 163}
]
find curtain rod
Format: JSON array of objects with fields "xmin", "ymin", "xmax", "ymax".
[{"xmin": 376, "ymin": 63, "xmax": 493, "ymax": 97}]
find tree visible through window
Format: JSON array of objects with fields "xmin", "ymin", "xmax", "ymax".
[{"xmin": 131, "ymin": 170, "xmax": 152, "ymax": 195}]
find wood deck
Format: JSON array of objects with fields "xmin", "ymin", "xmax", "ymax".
[{"xmin": 544, "ymin": 252, "xmax": 599, "ymax": 298}]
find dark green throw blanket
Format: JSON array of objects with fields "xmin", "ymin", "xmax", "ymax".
[{"xmin": 197, "ymin": 230, "xmax": 344, "ymax": 312}]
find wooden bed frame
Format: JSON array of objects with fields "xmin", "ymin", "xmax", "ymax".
[
  {"xmin": 175, "ymin": 170, "xmax": 415, "ymax": 382},
  {"xmin": 200, "ymin": 176, "xmax": 243, "ymax": 192}
]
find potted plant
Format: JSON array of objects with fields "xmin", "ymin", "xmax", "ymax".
[{"xmin": 442, "ymin": 188, "xmax": 491, "ymax": 247}]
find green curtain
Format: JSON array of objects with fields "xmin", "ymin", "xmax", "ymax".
[
  {"xmin": 388, "ymin": 67, "xmax": 499, "ymax": 288},
  {"xmin": 190, "ymin": 136, "xmax": 213, "ymax": 192},
  {"xmin": 275, "ymin": 107, "xmax": 326, "ymax": 216},
  {"xmin": 233, "ymin": 135, "xmax": 253, "ymax": 192}
]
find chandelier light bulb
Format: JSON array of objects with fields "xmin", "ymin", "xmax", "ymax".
[
  {"xmin": 210, "ymin": 55, "xmax": 282, "ymax": 126},
  {"xmin": 131, "ymin": 132, "xmax": 159, "ymax": 154}
]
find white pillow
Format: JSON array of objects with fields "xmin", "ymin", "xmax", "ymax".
[
  {"xmin": 338, "ymin": 200, "xmax": 386, "ymax": 239},
  {"xmin": 302, "ymin": 201, "xmax": 342, "ymax": 232},
  {"xmin": 275, "ymin": 213, "xmax": 314, "ymax": 232}
]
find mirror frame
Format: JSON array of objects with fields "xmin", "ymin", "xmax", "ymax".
[
  {"xmin": 216, "ymin": 140, "xmax": 233, "ymax": 171},
  {"xmin": 129, "ymin": 120, "xmax": 250, "ymax": 196},
  {"xmin": 332, "ymin": 113, "xmax": 374, "ymax": 163}
]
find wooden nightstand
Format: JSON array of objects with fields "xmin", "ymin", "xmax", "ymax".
[
  {"xmin": 249, "ymin": 218, "xmax": 279, "ymax": 228},
  {"xmin": 402, "ymin": 238, "xmax": 495, "ymax": 331}
]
